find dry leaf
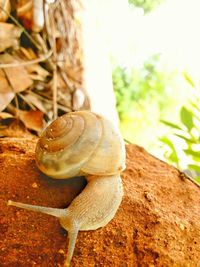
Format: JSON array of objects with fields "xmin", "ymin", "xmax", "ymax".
[
  {"xmin": 17, "ymin": 0, "xmax": 45, "ymax": 33},
  {"xmin": 19, "ymin": 47, "xmax": 37, "ymax": 60},
  {"xmin": 0, "ymin": 105, "xmax": 44, "ymax": 134},
  {"xmin": 17, "ymin": 0, "xmax": 33, "ymax": 30},
  {"xmin": 22, "ymin": 92, "xmax": 47, "ymax": 113},
  {"xmin": 0, "ymin": 118, "xmax": 31, "ymax": 138},
  {"xmin": 0, "ymin": 53, "xmax": 33, "ymax": 92},
  {"xmin": 0, "ymin": 0, "xmax": 11, "ymax": 22},
  {"xmin": 0, "ymin": 0, "xmax": 88, "ymax": 127},
  {"xmin": 17, "ymin": 0, "xmax": 32, "ymax": 16},
  {"xmin": 0, "ymin": 112, "xmax": 13, "ymax": 119},
  {"xmin": 4, "ymin": 67, "xmax": 33, "ymax": 92},
  {"xmin": 0, "ymin": 23, "xmax": 22, "ymax": 52},
  {"xmin": 0, "ymin": 69, "xmax": 12, "ymax": 93},
  {"xmin": 17, "ymin": 109, "xmax": 44, "ymax": 132},
  {"xmin": 26, "ymin": 64, "xmax": 50, "ymax": 81},
  {"xmin": 0, "ymin": 92, "xmax": 14, "ymax": 112}
]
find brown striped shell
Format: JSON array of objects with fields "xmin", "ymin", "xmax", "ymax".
[{"xmin": 35, "ymin": 111, "xmax": 126, "ymax": 179}]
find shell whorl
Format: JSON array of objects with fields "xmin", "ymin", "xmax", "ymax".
[{"xmin": 35, "ymin": 111, "xmax": 126, "ymax": 179}]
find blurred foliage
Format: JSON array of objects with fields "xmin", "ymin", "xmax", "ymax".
[
  {"xmin": 113, "ymin": 55, "xmax": 200, "ymax": 184},
  {"xmin": 160, "ymin": 73, "xmax": 200, "ymax": 183},
  {"xmin": 113, "ymin": 54, "xmax": 176, "ymax": 120},
  {"xmin": 129, "ymin": 0, "xmax": 165, "ymax": 13},
  {"xmin": 112, "ymin": 54, "xmax": 178, "ymax": 150}
]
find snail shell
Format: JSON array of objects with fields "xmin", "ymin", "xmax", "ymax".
[
  {"xmin": 8, "ymin": 110, "xmax": 126, "ymax": 266},
  {"xmin": 36, "ymin": 110, "xmax": 125, "ymax": 178}
]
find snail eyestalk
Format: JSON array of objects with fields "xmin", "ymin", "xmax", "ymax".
[
  {"xmin": 7, "ymin": 200, "xmax": 65, "ymax": 218},
  {"xmin": 65, "ymin": 230, "xmax": 79, "ymax": 267},
  {"xmin": 7, "ymin": 200, "xmax": 80, "ymax": 266},
  {"xmin": 7, "ymin": 111, "xmax": 126, "ymax": 266}
]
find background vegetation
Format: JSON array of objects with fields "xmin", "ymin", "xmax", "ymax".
[
  {"xmin": 112, "ymin": 0, "xmax": 200, "ymax": 183},
  {"xmin": 129, "ymin": 0, "xmax": 165, "ymax": 13}
]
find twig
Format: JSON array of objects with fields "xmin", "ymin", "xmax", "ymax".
[
  {"xmin": 18, "ymin": 93, "xmax": 36, "ymax": 111},
  {"xmin": 59, "ymin": 69, "xmax": 74, "ymax": 92},
  {"xmin": 124, "ymin": 139, "xmax": 132, "ymax": 144},
  {"xmin": 0, "ymin": 6, "xmax": 41, "ymax": 50},
  {"xmin": 0, "ymin": 50, "xmax": 53, "ymax": 68},
  {"xmin": 31, "ymin": 92, "xmax": 71, "ymax": 113},
  {"xmin": 48, "ymin": 3, "xmax": 58, "ymax": 119}
]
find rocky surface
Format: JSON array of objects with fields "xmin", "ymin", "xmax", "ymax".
[{"xmin": 0, "ymin": 137, "xmax": 200, "ymax": 266}]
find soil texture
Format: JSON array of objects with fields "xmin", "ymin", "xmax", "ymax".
[{"xmin": 0, "ymin": 137, "xmax": 200, "ymax": 267}]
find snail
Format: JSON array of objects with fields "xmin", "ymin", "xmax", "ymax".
[{"xmin": 8, "ymin": 110, "xmax": 126, "ymax": 266}]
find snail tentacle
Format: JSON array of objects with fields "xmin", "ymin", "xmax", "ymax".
[
  {"xmin": 65, "ymin": 230, "xmax": 79, "ymax": 267},
  {"xmin": 7, "ymin": 111, "xmax": 126, "ymax": 266},
  {"xmin": 7, "ymin": 200, "xmax": 66, "ymax": 218},
  {"xmin": 8, "ymin": 200, "xmax": 80, "ymax": 267}
]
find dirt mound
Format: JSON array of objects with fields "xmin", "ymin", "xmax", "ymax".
[{"xmin": 0, "ymin": 138, "xmax": 200, "ymax": 266}]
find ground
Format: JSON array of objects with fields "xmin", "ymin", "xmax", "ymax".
[{"xmin": 0, "ymin": 137, "xmax": 200, "ymax": 266}]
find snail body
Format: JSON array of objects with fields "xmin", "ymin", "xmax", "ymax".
[{"xmin": 8, "ymin": 110, "xmax": 126, "ymax": 266}]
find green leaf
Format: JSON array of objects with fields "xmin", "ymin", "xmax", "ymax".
[
  {"xmin": 160, "ymin": 136, "xmax": 173, "ymax": 149},
  {"xmin": 159, "ymin": 137, "xmax": 179, "ymax": 165},
  {"xmin": 193, "ymin": 176, "xmax": 200, "ymax": 184},
  {"xmin": 189, "ymin": 101, "xmax": 200, "ymax": 112},
  {"xmin": 189, "ymin": 101, "xmax": 200, "ymax": 123},
  {"xmin": 183, "ymin": 72, "xmax": 196, "ymax": 88},
  {"xmin": 184, "ymin": 149, "xmax": 200, "ymax": 158},
  {"xmin": 174, "ymin": 133, "xmax": 196, "ymax": 144},
  {"xmin": 160, "ymin": 120, "xmax": 182, "ymax": 130},
  {"xmin": 180, "ymin": 107, "xmax": 194, "ymax": 131},
  {"xmin": 188, "ymin": 164, "xmax": 200, "ymax": 173}
]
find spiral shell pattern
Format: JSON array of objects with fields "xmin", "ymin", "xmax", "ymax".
[{"xmin": 35, "ymin": 111, "xmax": 126, "ymax": 179}]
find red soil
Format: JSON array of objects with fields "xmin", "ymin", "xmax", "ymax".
[{"xmin": 0, "ymin": 137, "xmax": 200, "ymax": 266}]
